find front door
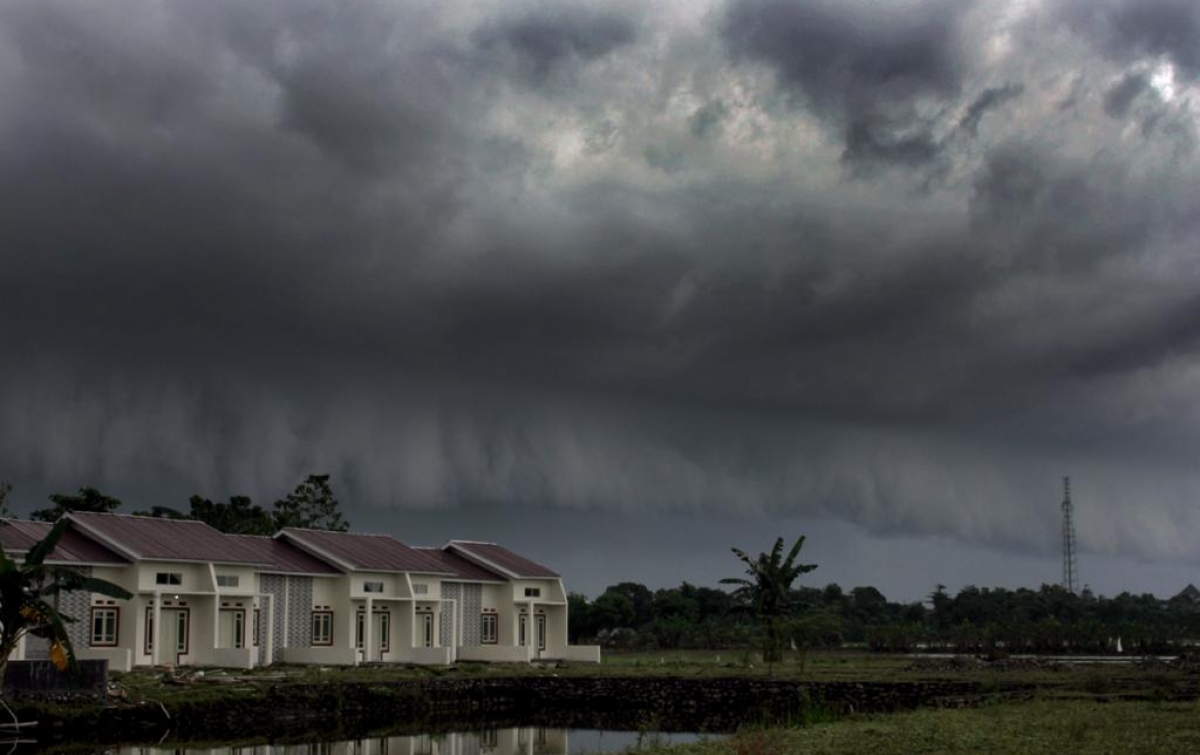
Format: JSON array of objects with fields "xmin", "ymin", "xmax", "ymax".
[{"xmin": 151, "ymin": 609, "xmax": 189, "ymax": 665}]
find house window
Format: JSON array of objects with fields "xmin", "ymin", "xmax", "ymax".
[
  {"xmin": 519, "ymin": 615, "xmax": 527, "ymax": 647},
  {"xmin": 363, "ymin": 581, "xmax": 384, "ymax": 593},
  {"xmin": 481, "ymin": 614, "xmax": 497, "ymax": 644},
  {"xmin": 90, "ymin": 608, "xmax": 119, "ymax": 647},
  {"xmin": 156, "ymin": 572, "xmax": 182, "ymax": 586},
  {"xmin": 312, "ymin": 611, "xmax": 333, "ymax": 646},
  {"xmin": 356, "ymin": 612, "xmax": 365, "ymax": 649},
  {"xmin": 216, "ymin": 574, "xmax": 239, "ymax": 588},
  {"xmin": 379, "ymin": 612, "xmax": 390, "ymax": 652},
  {"xmin": 253, "ymin": 609, "xmax": 260, "ymax": 647},
  {"xmin": 412, "ymin": 582, "xmax": 429, "ymax": 595},
  {"xmin": 524, "ymin": 587, "xmax": 541, "ymax": 598},
  {"xmin": 419, "ymin": 612, "xmax": 434, "ymax": 648}
]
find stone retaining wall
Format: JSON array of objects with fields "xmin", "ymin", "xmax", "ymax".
[{"xmin": 22, "ymin": 675, "xmax": 1005, "ymax": 745}]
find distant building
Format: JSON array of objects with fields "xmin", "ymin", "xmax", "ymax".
[{"xmin": 0, "ymin": 513, "xmax": 600, "ymax": 670}]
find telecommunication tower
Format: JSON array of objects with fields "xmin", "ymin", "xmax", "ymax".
[{"xmin": 1061, "ymin": 476, "xmax": 1078, "ymax": 594}]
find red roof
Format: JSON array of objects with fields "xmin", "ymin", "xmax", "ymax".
[
  {"xmin": 227, "ymin": 535, "xmax": 342, "ymax": 575},
  {"xmin": 279, "ymin": 529, "xmax": 452, "ymax": 574},
  {"xmin": 413, "ymin": 547, "xmax": 507, "ymax": 582},
  {"xmin": 0, "ymin": 520, "xmax": 128, "ymax": 565},
  {"xmin": 446, "ymin": 541, "xmax": 559, "ymax": 578},
  {"xmin": 68, "ymin": 513, "xmax": 270, "ymax": 565}
]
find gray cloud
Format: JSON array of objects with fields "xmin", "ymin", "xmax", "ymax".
[
  {"xmin": 472, "ymin": 2, "xmax": 638, "ymax": 86},
  {"xmin": 959, "ymin": 84, "xmax": 1025, "ymax": 136},
  {"xmin": 1057, "ymin": 0, "xmax": 1200, "ymax": 78},
  {"xmin": 721, "ymin": 0, "xmax": 972, "ymax": 170},
  {"xmin": 2, "ymin": 0, "xmax": 1200, "ymax": 586}
]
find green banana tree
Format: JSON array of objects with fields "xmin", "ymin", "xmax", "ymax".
[
  {"xmin": 721, "ymin": 536, "xmax": 818, "ymax": 664},
  {"xmin": 0, "ymin": 519, "xmax": 133, "ymax": 679}
]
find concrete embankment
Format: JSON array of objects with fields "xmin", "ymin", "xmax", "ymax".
[{"xmin": 16, "ymin": 676, "xmax": 1006, "ymax": 744}]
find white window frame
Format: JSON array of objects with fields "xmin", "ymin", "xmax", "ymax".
[
  {"xmin": 156, "ymin": 572, "xmax": 183, "ymax": 586},
  {"xmin": 90, "ymin": 607, "xmax": 119, "ymax": 647},
  {"xmin": 216, "ymin": 574, "xmax": 240, "ymax": 588},
  {"xmin": 481, "ymin": 613, "xmax": 497, "ymax": 644},
  {"xmin": 312, "ymin": 611, "xmax": 333, "ymax": 646}
]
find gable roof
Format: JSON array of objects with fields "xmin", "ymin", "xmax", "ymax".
[
  {"xmin": 0, "ymin": 519, "xmax": 129, "ymax": 565},
  {"xmin": 413, "ymin": 547, "xmax": 507, "ymax": 582},
  {"xmin": 67, "ymin": 512, "xmax": 270, "ymax": 565},
  {"xmin": 278, "ymin": 528, "xmax": 452, "ymax": 574},
  {"xmin": 227, "ymin": 535, "xmax": 342, "ymax": 576},
  {"xmin": 445, "ymin": 541, "xmax": 559, "ymax": 579}
]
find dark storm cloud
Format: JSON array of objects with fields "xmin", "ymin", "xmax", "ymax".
[
  {"xmin": 721, "ymin": 0, "xmax": 970, "ymax": 170},
  {"xmin": 1056, "ymin": 0, "xmax": 1200, "ymax": 78},
  {"xmin": 472, "ymin": 2, "xmax": 637, "ymax": 86},
  {"xmin": 959, "ymin": 84, "xmax": 1025, "ymax": 136},
  {"xmin": 1103, "ymin": 72, "xmax": 1151, "ymax": 118},
  {"xmin": 2, "ymin": 0, "xmax": 1200, "ymax": 577}
]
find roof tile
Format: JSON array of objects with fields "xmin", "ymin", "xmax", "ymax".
[
  {"xmin": 68, "ymin": 513, "xmax": 270, "ymax": 565},
  {"xmin": 0, "ymin": 519, "xmax": 129, "ymax": 565},
  {"xmin": 447, "ymin": 541, "xmax": 559, "ymax": 578},
  {"xmin": 280, "ymin": 529, "xmax": 452, "ymax": 574},
  {"xmin": 413, "ymin": 547, "xmax": 507, "ymax": 582}
]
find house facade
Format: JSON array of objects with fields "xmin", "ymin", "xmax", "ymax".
[{"xmin": 0, "ymin": 513, "xmax": 599, "ymax": 670}]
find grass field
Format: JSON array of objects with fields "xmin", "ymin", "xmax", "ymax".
[{"xmin": 635, "ymin": 698, "xmax": 1200, "ymax": 755}]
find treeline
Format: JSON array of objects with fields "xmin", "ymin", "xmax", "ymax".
[
  {"xmin": 3, "ymin": 474, "xmax": 349, "ymax": 534},
  {"xmin": 569, "ymin": 582, "xmax": 1200, "ymax": 655}
]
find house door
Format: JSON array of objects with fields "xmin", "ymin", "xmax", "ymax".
[
  {"xmin": 218, "ymin": 609, "xmax": 245, "ymax": 649},
  {"xmin": 358, "ymin": 611, "xmax": 391, "ymax": 658},
  {"xmin": 156, "ymin": 609, "xmax": 189, "ymax": 665},
  {"xmin": 375, "ymin": 611, "xmax": 390, "ymax": 657}
]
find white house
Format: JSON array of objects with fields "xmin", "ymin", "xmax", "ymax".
[{"xmin": 0, "ymin": 513, "xmax": 600, "ymax": 670}]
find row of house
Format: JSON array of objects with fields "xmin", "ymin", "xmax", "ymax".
[{"xmin": 0, "ymin": 513, "xmax": 600, "ymax": 670}]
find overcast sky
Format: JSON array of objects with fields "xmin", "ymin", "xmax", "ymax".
[{"xmin": 3, "ymin": 0, "xmax": 1200, "ymax": 601}]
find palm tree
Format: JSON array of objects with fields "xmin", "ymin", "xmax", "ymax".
[
  {"xmin": 0, "ymin": 518, "xmax": 133, "ymax": 678},
  {"xmin": 721, "ymin": 536, "xmax": 818, "ymax": 663}
]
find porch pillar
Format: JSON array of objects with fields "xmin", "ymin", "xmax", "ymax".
[
  {"xmin": 262, "ymin": 594, "xmax": 274, "ymax": 667},
  {"xmin": 151, "ymin": 591, "xmax": 163, "ymax": 666},
  {"xmin": 365, "ymin": 596, "xmax": 374, "ymax": 663}
]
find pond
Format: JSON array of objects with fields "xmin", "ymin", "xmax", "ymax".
[{"xmin": 104, "ymin": 727, "xmax": 720, "ymax": 755}]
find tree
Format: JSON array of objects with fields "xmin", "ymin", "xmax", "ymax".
[
  {"xmin": 130, "ymin": 505, "xmax": 189, "ymax": 520},
  {"xmin": 721, "ymin": 536, "xmax": 818, "ymax": 664},
  {"xmin": 272, "ymin": 474, "xmax": 349, "ymax": 531},
  {"xmin": 0, "ymin": 481, "xmax": 12, "ymax": 519},
  {"xmin": 0, "ymin": 519, "xmax": 132, "ymax": 677},
  {"xmin": 31, "ymin": 487, "xmax": 122, "ymax": 522},
  {"xmin": 188, "ymin": 495, "xmax": 274, "ymax": 535}
]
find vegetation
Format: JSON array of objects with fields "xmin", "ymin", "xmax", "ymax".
[
  {"xmin": 636, "ymin": 699, "xmax": 1200, "ymax": 755},
  {"xmin": 16, "ymin": 475, "xmax": 349, "ymax": 534},
  {"xmin": 30, "ymin": 486, "xmax": 122, "ymax": 522},
  {"xmin": 571, "ymin": 580, "xmax": 1200, "ymax": 655},
  {"xmin": 271, "ymin": 473, "xmax": 348, "ymax": 532},
  {"xmin": 721, "ymin": 536, "xmax": 817, "ymax": 663},
  {"xmin": 0, "ymin": 481, "xmax": 11, "ymax": 518},
  {"xmin": 0, "ymin": 518, "xmax": 132, "ymax": 676}
]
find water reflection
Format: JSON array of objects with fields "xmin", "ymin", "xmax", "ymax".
[{"xmin": 118, "ymin": 727, "xmax": 714, "ymax": 755}]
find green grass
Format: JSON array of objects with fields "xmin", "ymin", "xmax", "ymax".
[{"xmin": 631, "ymin": 698, "xmax": 1200, "ymax": 755}]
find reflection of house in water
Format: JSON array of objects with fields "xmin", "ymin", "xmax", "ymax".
[{"xmin": 121, "ymin": 728, "xmax": 570, "ymax": 755}]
